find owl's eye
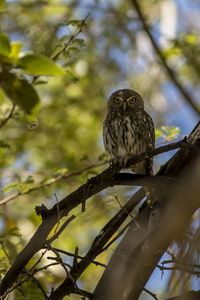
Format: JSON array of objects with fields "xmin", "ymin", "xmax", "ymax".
[
  {"xmin": 114, "ymin": 97, "xmax": 121, "ymax": 103},
  {"xmin": 128, "ymin": 96, "xmax": 136, "ymax": 104}
]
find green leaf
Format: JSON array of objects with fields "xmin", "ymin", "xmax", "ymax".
[
  {"xmin": 17, "ymin": 54, "xmax": 65, "ymax": 76},
  {"xmin": 155, "ymin": 126, "xmax": 181, "ymax": 141},
  {"xmin": 2, "ymin": 183, "xmax": 18, "ymax": 193},
  {"xmin": 73, "ymin": 38, "xmax": 85, "ymax": 47},
  {"xmin": 0, "ymin": 71, "xmax": 40, "ymax": 114},
  {"xmin": 52, "ymin": 167, "xmax": 68, "ymax": 175},
  {"xmin": 9, "ymin": 42, "xmax": 22, "ymax": 60},
  {"xmin": 68, "ymin": 46, "xmax": 81, "ymax": 53},
  {"xmin": 0, "ymin": 32, "xmax": 11, "ymax": 56},
  {"xmin": 185, "ymin": 33, "xmax": 198, "ymax": 45},
  {"xmin": 24, "ymin": 175, "xmax": 34, "ymax": 184},
  {"xmin": 0, "ymin": 0, "xmax": 5, "ymax": 9},
  {"xmin": 155, "ymin": 128, "xmax": 163, "ymax": 139}
]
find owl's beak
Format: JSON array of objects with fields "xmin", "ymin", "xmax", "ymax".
[{"xmin": 123, "ymin": 102, "xmax": 127, "ymax": 112}]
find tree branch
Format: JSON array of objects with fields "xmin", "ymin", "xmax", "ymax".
[
  {"xmin": 0, "ymin": 104, "xmax": 15, "ymax": 129},
  {"xmin": 0, "ymin": 138, "xmax": 188, "ymax": 296},
  {"xmin": 94, "ymin": 158, "xmax": 200, "ymax": 299},
  {"xmin": 131, "ymin": 0, "xmax": 200, "ymax": 117},
  {"xmin": 0, "ymin": 161, "xmax": 106, "ymax": 206},
  {"xmin": 157, "ymin": 264, "xmax": 200, "ymax": 277},
  {"xmin": 93, "ymin": 122, "xmax": 200, "ymax": 300},
  {"xmin": 46, "ymin": 124, "xmax": 200, "ymax": 300},
  {"xmin": 32, "ymin": 14, "xmax": 89, "ymax": 84}
]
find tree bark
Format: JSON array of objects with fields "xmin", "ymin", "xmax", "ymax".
[{"xmin": 93, "ymin": 122, "xmax": 200, "ymax": 300}]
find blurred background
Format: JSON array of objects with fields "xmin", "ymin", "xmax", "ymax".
[{"xmin": 0, "ymin": 0, "xmax": 200, "ymax": 299}]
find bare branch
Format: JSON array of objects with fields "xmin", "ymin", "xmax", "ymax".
[
  {"xmin": 0, "ymin": 104, "xmax": 15, "ymax": 129},
  {"xmin": 131, "ymin": 0, "xmax": 200, "ymax": 117},
  {"xmin": 43, "ymin": 246, "xmax": 106, "ymax": 268},
  {"xmin": 0, "ymin": 134, "xmax": 198, "ymax": 297},
  {"xmin": 47, "ymin": 215, "xmax": 76, "ymax": 244},
  {"xmin": 143, "ymin": 288, "xmax": 158, "ymax": 300},
  {"xmin": 93, "ymin": 123, "xmax": 200, "ymax": 300},
  {"xmin": 157, "ymin": 264, "xmax": 200, "ymax": 277}
]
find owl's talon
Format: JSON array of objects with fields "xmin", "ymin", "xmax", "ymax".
[
  {"xmin": 119, "ymin": 156, "xmax": 131, "ymax": 168},
  {"xmin": 109, "ymin": 158, "xmax": 118, "ymax": 166},
  {"xmin": 118, "ymin": 157, "xmax": 125, "ymax": 167},
  {"xmin": 109, "ymin": 156, "xmax": 130, "ymax": 168}
]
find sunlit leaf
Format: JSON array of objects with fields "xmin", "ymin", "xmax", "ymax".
[
  {"xmin": 0, "ymin": 32, "xmax": 11, "ymax": 56},
  {"xmin": 155, "ymin": 128, "xmax": 163, "ymax": 139},
  {"xmin": 52, "ymin": 167, "xmax": 68, "ymax": 174},
  {"xmin": 0, "ymin": 71, "xmax": 40, "ymax": 114},
  {"xmin": 185, "ymin": 33, "xmax": 198, "ymax": 45},
  {"xmin": 17, "ymin": 54, "xmax": 65, "ymax": 76},
  {"xmin": 156, "ymin": 126, "xmax": 181, "ymax": 141},
  {"xmin": 2, "ymin": 183, "xmax": 18, "ymax": 193},
  {"xmin": 9, "ymin": 42, "xmax": 22, "ymax": 60}
]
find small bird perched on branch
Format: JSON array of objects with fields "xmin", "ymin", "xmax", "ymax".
[{"xmin": 103, "ymin": 89, "xmax": 155, "ymax": 177}]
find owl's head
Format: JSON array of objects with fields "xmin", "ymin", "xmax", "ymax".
[{"xmin": 107, "ymin": 89, "xmax": 144, "ymax": 115}]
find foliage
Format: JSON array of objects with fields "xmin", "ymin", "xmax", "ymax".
[{"xmin": 0, "ymin": 0, "xmax": 199, "ymax": 299}]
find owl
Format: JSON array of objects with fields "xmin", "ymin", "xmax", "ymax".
[{"xmin": 103, "ymin": 89, "xmax": 155, "ymax": 175}]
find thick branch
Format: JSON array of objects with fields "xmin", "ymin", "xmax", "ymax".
[
  {"xmin": 0, "ymin": 139, "xmax": 187, "ymax": 296},
  {"xmin": 131, "ymin": 0, "xmax": 200, "ymax": 117},
  {"xmin": 45, "ymin": 124, "xmax": 200, "ymax": 300},
  {"xmin": 93, "ymin": 122, "xmax": 200, "ymax": 300},
  {"xmin": 113, "ymin": 173, "xmax": 179, "ymax": 187}
]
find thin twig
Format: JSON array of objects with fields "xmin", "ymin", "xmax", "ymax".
[
  {"xmin": 131, "ymin": 0, "xmax": 200, "ymax": 117},
  {"xmin": 47, "ymin": 245, "xmax": 85, "ymax": 298},
  {"xmin": 0, "ymin": 104, "xmax": 16, "ymax": 129},
  {"xmin": 26, "ymin": 272, "xmax": 48, "ymax": 299},
  {"xmin": 53, "ymin": 193, "xmax": 61, "ymax": 236},
  {"xmin": 72, "ymin": 247, "xmax": 79, "ymax": 271},
  {"xmin": 43, "ymin": 246, "xmax": 106, "ymax": 268},
  {"xmin": 101, "ymin": 220, "xmax": 134, "ymax": 252},
  {"xmin": 33, "ymin": 262, "xmax": 59, "ymax": 274},
  {"xmin": 161, "ymin": 259, "xmax": 200, "ymax": 270},
  {"xmin": 29, "ymin": 249, "xmax": 48, "ymax": 273},
  {"xmin": 0, "ymin": 161, "xmax": 106, "ymax": 206},
  {"xmin": 143, "ymin": 287, "xmax": 158, "ymax": 300},
  {"xmin": 114, "ymin": 195, "xmax": 135, "ymax": 220},
  {"xmin": 51, "ymin": 14, "xmax": 89, "ymax": 61},
  {"xmin": 47, "ymin": 256, "xmax": 71, "ymax": 269},
  {"xmin": 47, "ymin": 245, "xmax": 71, "ymax": 275},
  {"xmin": 32, "ymin": 14, "xmax": 89, "ymax": 84},
  {"xmin": 157, "ymin": 264, "xmax": 200, "ymax": 277},
  {"xmin": 75, "ymin": 288, "xmax": 94, "ymax": 299},
  {"xmin": 47, "ymin": 215, "xmax": 76, "ymax": 244}
]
